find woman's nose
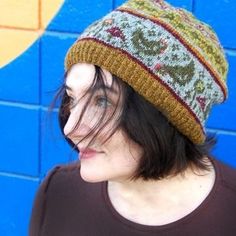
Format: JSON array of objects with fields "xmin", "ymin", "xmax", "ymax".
[
  {"xmin": 63, "ymin": 111, "xmax": 92, "ymax": 139},
  {"xmin": 63, "ymin": 112, "xmax": 76, "ymax": 137}
]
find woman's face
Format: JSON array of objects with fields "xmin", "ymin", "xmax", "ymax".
[{"xmin": 64, "ymin": 63, "xmax": 143, "ymax": 183}]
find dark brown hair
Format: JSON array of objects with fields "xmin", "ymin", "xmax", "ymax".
[{"xmin": 53, "ymin": 65, "xmax": 216, "ymax": 180}]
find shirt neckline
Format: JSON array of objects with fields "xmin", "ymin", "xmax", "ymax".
[{"xmin": 102, "ymin": 157, "xmax": 220, "ymax": 233}]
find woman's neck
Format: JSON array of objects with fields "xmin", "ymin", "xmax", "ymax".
[{"xmin": 107, "ymin": 159, "xmax": 216, "ymax": 225}]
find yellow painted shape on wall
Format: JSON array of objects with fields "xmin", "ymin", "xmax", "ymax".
[
  {"xmin": 0, "ymin": 29, "xmax": 39, "ymax": 66},
  {"xmin": 41, "ymin": 0, "xmax": 64, "ymax": 29},
  {"xmin": 0, "ymin": 0, "xmax": 39, "ymax": 29},
  {"xmin": 0, "ymin": 0, "xmax": 64, "ymax": 68}
]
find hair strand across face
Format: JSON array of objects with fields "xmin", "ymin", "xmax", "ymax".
[{"xmin": 52, "ymin": 65, "xmax": 216, "ymax": 181}]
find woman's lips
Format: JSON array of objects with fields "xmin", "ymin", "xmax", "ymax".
[{"xmin": 79, "ymin": 148, "xmax": 102, "ymax": 159}]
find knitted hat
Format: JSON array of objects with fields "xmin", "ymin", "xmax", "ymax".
[{"xmin": 65, "ymin": 0, "xmax": 228, "ymax": 144}]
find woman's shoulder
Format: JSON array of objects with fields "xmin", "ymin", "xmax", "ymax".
[
  {"xmin": 42, "ymin": 161, "xmax": 84, "ymax": 192},
  {"xmin": 213, "ymin": 157, "xmax": 236, "ymax": 192},
  {"xmin": 46, "ymin": 161, "xmax": 81, "ymax": 177},
  {"xmin": 29, "ymin": 162, "xmax": 82, "ymax": 235},
  {"xmin": 48, "ymin": 161, "xmax": 80, "ymax": 173},
  {"xmin": 41, "ymin": 161, "xmax": 102, "ymax": 197}
]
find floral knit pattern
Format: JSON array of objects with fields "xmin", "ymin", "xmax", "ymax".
[{"xmin": 121, "ymin": 0, "xmax": 228, "ymax": 82}]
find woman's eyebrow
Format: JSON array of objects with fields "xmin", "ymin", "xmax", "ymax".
[
  {"xmin": 65, "ymin": 85, "xmax": 73, "ymax": 91},
  {"xmin": 65, "ymin": 83, "xmax": 119, "ymax": 95},
  {"xmin": 100, "ymin": 86, "xmax": 118, "ymax": 95},
  {"xmin": 92, "ymin": 84, "xmax": 119, "ymax": 95}
]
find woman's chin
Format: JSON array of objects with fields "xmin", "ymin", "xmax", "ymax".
[{"xmin": 80, "ymin": 167, "xmax": 106, "ymax": 183}]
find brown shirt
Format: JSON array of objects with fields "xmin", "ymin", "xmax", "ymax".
[{"xmin": 29, "ymin": 158, "xmax": 236, "ymax": 236}]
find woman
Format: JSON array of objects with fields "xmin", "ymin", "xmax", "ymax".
[{"xmin": 29, "ymin": 0, "xmax": 236, "ymax": 235}]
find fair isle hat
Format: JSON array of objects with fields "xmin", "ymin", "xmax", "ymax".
[{"xmin": 65, "ymin": 0, "xmax": 228, "ymax": 144}]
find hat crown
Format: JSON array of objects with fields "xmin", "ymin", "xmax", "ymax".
[{"xmin": 65, "ymin": 0, "xmax": 228, "ymax": 144}]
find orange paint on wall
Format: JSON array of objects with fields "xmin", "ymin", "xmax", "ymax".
[
  {"xmin": 0, "ymin": 0, "xmax": 39, "ymax": 29},
  {"xmin": 41, "ymin": 0, "xmax": 65, "ymax": 29},
  {"xmin": 0, "ymin": 0, "xmax": 64, "ymax": 68}
]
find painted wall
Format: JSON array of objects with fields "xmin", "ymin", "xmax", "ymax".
[{"xmin": 0, "ymin": 0, "xmax": 235, "ymax": 235}]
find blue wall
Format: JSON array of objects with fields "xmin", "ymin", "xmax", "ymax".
[{"xmin": 0, "ymin": 0, "xmax": 235, "ymax": 235}]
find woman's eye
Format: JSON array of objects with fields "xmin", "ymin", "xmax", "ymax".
[
  {"xmin": 95, "ymin": 96, "xmax": 112, "ymax": 108},
  {"xmin": 68, "ymin": 96, "xmax": 76, "ymax": 109}
]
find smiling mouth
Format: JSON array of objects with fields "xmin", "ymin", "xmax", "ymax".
[{"xmin": 79, "ymin": 148, "xmax": 103, "ymax": 159}]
